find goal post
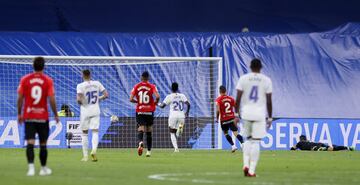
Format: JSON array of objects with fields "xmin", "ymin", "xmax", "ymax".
[{"xmin": 0, "ymin": 55, "xmax": 223, "ymax": 149}]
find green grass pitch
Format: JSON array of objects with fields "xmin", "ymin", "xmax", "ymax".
[{"xmin": 0, "ymin": 149, "xmax": 359, "ymax": 185}]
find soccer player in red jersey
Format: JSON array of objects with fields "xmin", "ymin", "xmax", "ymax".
[
  {"xmin": 17, "ymin": 57, "xmax": 59, "ymax": 176},
  {"xmin": 215, "ymin": 85, "xmax": 244, "ymax": 152},
  {"xmin": 130, "ymin": 71, "xmax": 160, "ymax": 157}
]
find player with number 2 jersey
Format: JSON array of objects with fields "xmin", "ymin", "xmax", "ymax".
[{"xmin": 215, "ymin": 85, "xmax": 243, "ymax": 153}]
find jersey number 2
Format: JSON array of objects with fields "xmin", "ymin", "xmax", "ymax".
[
  {"xmin": 224, "ymin": 102, "xmax": 232, "ymax": 113},
  {"xmin": 249, "ymin": 86, "xmax": 258, "ymax": 102}
]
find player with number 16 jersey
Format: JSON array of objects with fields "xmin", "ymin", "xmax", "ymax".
[{"xmin": 130, "ymin": 71, "xmax": 160, "ymax": 157}]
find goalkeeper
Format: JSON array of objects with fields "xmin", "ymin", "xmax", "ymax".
[
  {"xmin": 158, "ymin": 82, "xmax": 190, "ymax": 152},
  {"xmin": 291, "ymin": 135, "xmax": 355, "ymax": 151}
]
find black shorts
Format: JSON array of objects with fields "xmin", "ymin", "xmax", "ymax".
[
  {"xmin": 136, "ymin": 112, "xmax": 154, "ymax": 126},
  {"xmin": 25, "ymin": 121, "xmax": 50, "ymax": 142},
  {"xmin": 221, "ymin": 119, "xmax": 238, "ymax": 132}
]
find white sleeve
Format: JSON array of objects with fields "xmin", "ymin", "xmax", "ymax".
[
  {"xmin": 163, "ymin": 95, "xmax": 171, "ymax": 105},
  {"xmin": 98, "ymin": 81, "xmax": 106, "ymax": 92},
  {"xmin": 236, "ymin": 77, "xmax": 243, "ymax": 91},
  {"xmin": 76, "ymin": 84, "xmax": 83, "ymax": 94},
  {"xmin": 265, "ymin": 78, "xmax": 273, "ymax": 94},
  {"xmin": 182, "ymin": 94, "xmax": 189, "ymax": 103}
]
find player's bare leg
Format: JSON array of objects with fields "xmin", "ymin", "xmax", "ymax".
[
  {"xmin": 26, "ymin": 139, "xmax": 35, "ymax": 176},
  {"xmin": 169, "ymin": 128, "xmax": 179, "ymax": 152},
  {"xmin": 91, "ymin": 129, "xmax": 99, "ymax": 162},
  {"xmin": 81, "ymin": 130, "xmax": 89, "ymax": 161},
  {"xmin": 39, "ymin": 141, "xmax": 52, "ymax": 176},
  {"xmin": 145, "ymin": 126, "xmax": 152, "ymax": 157},
  {"xmin": 137, "ymin": 126, "xmax": 145, "ymax": 156},
  {"xmin": 223, "ymin": 130, "xmax": 237, "ymax": 152},
  {"xmin": 232, "ymin": 130, "xmax": 244, "ymax": 145}
]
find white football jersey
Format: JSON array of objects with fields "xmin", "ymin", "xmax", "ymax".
[
  {"xmin": 163, "ymin": 93, "xmax": 189, "ymax": 118},
  {"xmin": 76, "ymin": 80, "xmax": 106, "ymax": 117},
  {"xmin": 236, "ymin": 72, "xmax": 272, "ymax": 121}
]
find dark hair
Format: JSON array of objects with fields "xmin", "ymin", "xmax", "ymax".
[
  {"xmin": 300, "ymin": 135, "xmax": 307, "ymax": 141},
  {"xmin": 219, "ymin": 85, "xmax": 226, "ymax": 93},
  {"xmin": 141, "ymin": 71, "xmax": 149, "ymax": 80},
  {"xmin": 171, "ymin": 82, "xmax": 179, "ymax": 92},
  {"xmin": 82, "ymin": 69, "xmax": 91, "ymax": 77},
  {"xmin": 33, "ymin": 57, "xmax": 45, "ymax": 71},
  {"xmin": 250, "ymin": 58, "xmax": 262, "ymax": 71}
]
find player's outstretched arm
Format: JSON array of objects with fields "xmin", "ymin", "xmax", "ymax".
[
  {"xmin": 17, "ymin": 93, "xmax": 24, "ymax": 124},
  {"xmin": 49, "ymin": 95, "xmax": 59, "ymax": 123},
  {"xmin": 185, "ymin": 101, "xmax": 190, "ymax": 117},
  {"xmin": 129, "ymin": 94, "xmax": 137, "ymax": 103},
  {"xmin": 266, "ymin": 93, "xmax": 273, "ymax": 128},
  {"xmin": 158, "ymin": 103, "xmax": 166, "ymax": 108},
  {"xmin": 99, "ymin": 90, "xmax": 109, "ymax": 100},
  {"xmin": 235, "ymin": 90, "xmax": 243, "ymax": 115},
  {"xmin": 215, "ymin": 103, "xmax": 220, "ymax": 122},
  {"xmin": 77, "ymin": 93, "xmax": 84, "ymax": 105},
  {"xmin": 154, "ymin": 89, "xmax": 160, "ymax": 104}
]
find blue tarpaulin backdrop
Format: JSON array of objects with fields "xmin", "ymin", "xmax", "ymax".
[{"xmin": 0, "ymin": 23, "xmax": 359, "ymax": 119}]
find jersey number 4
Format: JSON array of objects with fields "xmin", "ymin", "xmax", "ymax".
[{"xmin": 249, "ymin": 86, "xmax": 258, "ymax": 102}]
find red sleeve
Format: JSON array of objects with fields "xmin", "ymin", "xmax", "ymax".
[
  {"xmin": 151, "ymin": 84, "xmax": 157, "ymax": 94},
  {"xmin": 47, "ymin": 78, "xmax": 55, "ymax": 96},
  {"xmin": 17, "ymin": 77, "xmax": 25, "ymax": 94},
  {"xmin": 131, "ymin": 85, "xmax": 137, "ymax": 96}
]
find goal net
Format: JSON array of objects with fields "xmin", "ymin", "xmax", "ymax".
[{"xmin": 0, "ymin": 55, "xmax": 223, "ymax": 149}]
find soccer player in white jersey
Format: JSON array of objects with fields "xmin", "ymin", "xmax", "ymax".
[
  {"xmin": 235, "ymin": 59, "xmax": 273, "ymax": 177},
  {"xmin": 76, "ymin": 70, "xmax": 108, "ymax": 162},
  {"xmin": 158, "ymin": 82, "xmax": 190, "ymax": 152}
]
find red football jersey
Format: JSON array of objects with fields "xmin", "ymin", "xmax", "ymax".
[
  {"xmin": 18, "ymin": 72, "xmax": 55, "ymax": 121},
  {"xmin": 215, "ymin": 95, "xmax": 236, "ymax": 122},
  {"xmin": 131, "ymin": 82, "xmax": 157, "ymax": 113}
]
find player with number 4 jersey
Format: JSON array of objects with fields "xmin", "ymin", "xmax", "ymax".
[
  {"xmin": 77, "ymin": 70, "xmax": 108, "ymax": 162},
  {"xmin": 215, "ymin": 85, "xmax": 243, "ymax": 153},
  {"xmin": 130, "ymin": 71, "xmax": 160, "ymax": 157},
  {"xmin": 235, "ymin": 58, "xmax": 273, "ymax": 177},
  {"xmin": 159, "ymin": 82, "xmax": 190, "ymax": 152}
]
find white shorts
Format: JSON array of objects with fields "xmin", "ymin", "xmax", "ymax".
[
  {"xmin": 242, "ymin": 120, "xmax": 266, "ymax": 139},
  {"xmin": 168, "ymin": 117, "xmax": 185, "ymax": 129},
  {"xmin": 80, "ymin": 115, "xmax": 100, "ymax": 130}
]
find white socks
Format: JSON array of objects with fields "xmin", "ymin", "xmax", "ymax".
[
  {"xmin": 170, "ymin": 133, "xmax": 178, "ymax": 150},
  {"xmin": 243, "ymin": 140, "xmax": 251, "ymax": 168},
  {"xmin": 249, "ymin": 140, "xmax": 260, "ymax": 175},
  {"xmin": 243, "ymin": 139, "xmax": 260, "ymax": 175},
  {"xmin": 92, "ymin": 131, "xmax": 99, "ymax": 154},
  {"xmin": 82, "ymin": 133, "xmax": 89, "ymax": 157}
]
